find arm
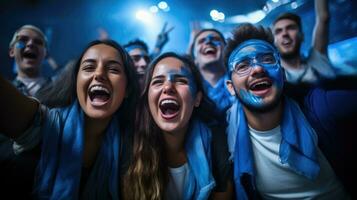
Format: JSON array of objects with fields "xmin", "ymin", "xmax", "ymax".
[
  {"xmin": 186, "ymin": 21, "xmax": 201, "ymax": 55},
  {"xmin": 0, "ymin": 75, "xmax": 38, "ymax": 138},
  {"xmin": 312, "ymin": 0, "xmax": 330, "ymax": 55},
  {"xmin": 151, "ymin": 22, "xmax": 174, "ymax": 58},
  {"xmin": 212, "ymin": 181, "xmax": 234, "ymax": 200},
  {"xmin": 211, "ymin": 125, "xmax": 234, "ymax": 199}
]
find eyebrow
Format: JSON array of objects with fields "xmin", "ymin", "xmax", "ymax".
[
  {"xmin": 152, "ymin": 73, "xmax": 188, "ymax": 80},
  {"xmin": 81, "ymin": 59, "xmax": 122, "ymax": 66}
]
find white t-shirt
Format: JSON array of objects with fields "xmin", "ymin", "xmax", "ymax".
[
  {"xmin": 166, "ymin": 163, "xmax": 190, "ymax": 200},
  {"xmin": 284, "ymin": 49, "xmax": 336, "ymax": 84},
  {"xmin": 249, "ymin": 125, "xmax": 349, "ymax": 199}
]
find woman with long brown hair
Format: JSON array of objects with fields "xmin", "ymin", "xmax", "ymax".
[{"xmin": 124, "ymin": 52, "xmax": 233, "ymax": 200}]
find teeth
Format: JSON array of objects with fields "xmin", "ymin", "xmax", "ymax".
[
  {"xmin": 90, "ymin": 85, "xmax": 109, "ymax": 93},
  {"xmin": 252, "ymin": 81, "xmax": 270, "ymax": 88},
  {"xmin": 160, "ymin": 99, "xmax": 178, "ymax": 106},
  {"xmin": 204, "ymin": 47, "xmax": 215, "ymax": 54}
]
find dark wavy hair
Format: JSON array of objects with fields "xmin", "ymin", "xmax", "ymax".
[
  {"xmin": 36, "ymin": 39, "xmax": 139, "ymax": 128},
  {"xmin": 123, "ymin": 52, "xmax": 217, "ymax": 199}
]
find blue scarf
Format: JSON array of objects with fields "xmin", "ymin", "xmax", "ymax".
[
  {"xmin": 183, "ymin": 118, "xmax": 216, "ymax": 200},
  {"xmin": 203, "ymin": 73, "xmax": 234, "ymax": 115},
  {"xmin": 34, "ymin": 101, "xmax": 121, "ymax": 200},
  {"xmin": 226, "ymin": 97, "xmax": 320, "ymax": 199}
]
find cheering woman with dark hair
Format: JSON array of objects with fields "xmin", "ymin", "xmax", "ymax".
[
  {"xmin": 124, "ymin": 52, "xmax": 233, "ymax": 200},
  {"xmin": 0, "ymin": 40, "xmax": 139, "ymax": 199}
]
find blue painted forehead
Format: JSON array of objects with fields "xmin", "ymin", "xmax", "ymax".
[
  {"xmin": 228, "ymin": 39, "xmax": 279, "ymax": 67},
  {"xmin": 231, "ymin": 39, "xmax": 277, "ymax": 55}
]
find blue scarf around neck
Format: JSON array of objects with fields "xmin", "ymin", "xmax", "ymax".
[
  {"xmin": 183, "ymin": 118, "xmax": 216, "ymax": 200},
  {"xmin": 226, "ymin": 97, "xmax": 320, "ymax": 199},
  {"xmin": 34, "ymin": 101, "xmax": 121, "ymax": 200},
  {"xmin": 203, "ymin": 73, "xmax": 233, "ymax": 115}
]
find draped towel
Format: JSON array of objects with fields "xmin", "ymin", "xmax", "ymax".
[
  {"xmin": 226, "ymin": 97, "xmax": 320, "ymax": 199},
  {"xmin": 34, "ymin": 101, "xmax": 121, "ymax": 200},
  {"xmin": 183, "ymin": 118, "xmax": 216, "ymax": 200}
]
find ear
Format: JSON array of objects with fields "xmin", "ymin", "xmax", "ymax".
[
  {"xmin": 226, "ymin": 80, "xmax": 236, "ymax": 96},
  {"xmin": 194, "ymin": 91, "xmax": 202, "ymax": 107},
  {"xmin": 9, "ymin": 48, "xmax": 15, "ymax": 58}
]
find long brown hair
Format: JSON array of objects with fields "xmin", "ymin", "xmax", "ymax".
[{"xmin": 123, "ymin": 52, "xmax": 217, "ymax": 199}]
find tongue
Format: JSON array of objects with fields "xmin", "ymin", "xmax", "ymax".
[
  {"xmin": 92, "ymin": 95, "xmax": 109, "ymax": 102},
  {"xmin": 164, "ymin": 109, "xmax": 177, "ymax": 115}
]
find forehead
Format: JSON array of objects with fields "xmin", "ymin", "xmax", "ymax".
[
  {"xmin": 82, "ymin": 44, "xmax": 122, "ymax": 62},
  {"xmin": 129, "ymin": 48, "xmax": 148, "ymax": 56},
  {"xmin": 17, "ymin": 28, "xmax": 44, "ymax": 40},
  {"xmin": 153, "ymin": 57, "xmax": 190, "ymax": 75},
  {"xmin": 273, "ymin": 19, "xmax": 298, "ymax": 29},
  {"xmin": 236, "ymin": 43, "xmax": 274, "ymax": 56}
]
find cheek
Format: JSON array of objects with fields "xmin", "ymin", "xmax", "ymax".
[{"xmin": 148, "ymin": 88, "xmax": 158, "ymax": 112}]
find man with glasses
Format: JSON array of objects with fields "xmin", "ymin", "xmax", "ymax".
[{"xmin": 225, "ymin": 23, "xmax": 354, "ymax": 199}]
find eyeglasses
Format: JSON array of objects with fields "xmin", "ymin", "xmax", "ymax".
[{"xmin": 230, "ymin": 53, "xmax": 278, "ymax": 76}]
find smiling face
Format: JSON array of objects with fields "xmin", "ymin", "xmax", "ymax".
[
  {"xmin": 76, "ymin": 44, "xmax": 127, "ymax": 120},
  {"xmin": 9, "ymin": 28, "xmax": 47, "ymax": 78},
  {"xmin": 273, "ymin": 19, "xmax": 302, "ymax": 58},
  {"xmin": 148, "ymin": 57, "xmax": 202, "ymax": 135},
  {"xmin": 193, "ymin": 31, "xmax": 225, "ymax": 68},
  {"xmin": 227, "ymin": 40, "xmax": 284, "ymax": 112}
]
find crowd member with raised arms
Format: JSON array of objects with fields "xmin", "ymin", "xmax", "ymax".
[
  {"xmin": 124, "ymin": 22, "xmax": 174, "ymax": 89},
  {"xmin": 272, "ymin": 0, "xmax": 336, "ymax": 84}
]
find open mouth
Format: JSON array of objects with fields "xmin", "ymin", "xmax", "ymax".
[
  {"xmin": 23, "ymin": 51, "xmax": 38, "ymax": 60},
  {"xmin": 159, "ymin": 99, "xmax": 180, "ymax": 119},
  {"xmin": 249, "ymin": 80, "xmax": 272, "ymax": 92},
  {"xmin": 88, "ymin": 85, "xmax": 111, "ymax": 106},
  {"xmin": 282, "ymin": 39, "xmax": 292, "ymax": 47},
  {"xmin": 202, "ymin": 47, "xmax": 217, "ymax": 55}
]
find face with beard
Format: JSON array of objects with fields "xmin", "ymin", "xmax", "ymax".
[
  {"xmin": 273, "ymin": 19, "xmax": 303, "ymax": 59},
  {"xmin": 227, "ymin": 39, "xmax": 284, "ymax": 112}
]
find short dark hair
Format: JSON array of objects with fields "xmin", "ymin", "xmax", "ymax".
[
  {"xmin": 273, "ymin": 12, "xmax": 302, "ymax": 31},
  {"xmin": 123, "ymin": 39, "xmax": 149, "ymax": 53},
  {"xmin": 190, "ymin": 29, "xmax": 226, "ymax": 58},
  {"xmin": 224, "ymin": 23, "xmax": 274, "ymax": 70}
]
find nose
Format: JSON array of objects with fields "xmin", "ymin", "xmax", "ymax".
[
  {"xmin": 94, "ymin": 65, "xmax": 107, "ymax": 81},
  {"xmin": 26, "ymin": 39, "xmax": 35, "ymax": 47},
  {"xmin": 162, "ymin": 80, "xmax": 176, "ymax": 94},
  {"xmin": 250, "ymin": 64, "xmax": 266, "ymax": 78},
  {"xmin": 137, "ymin": 57, "xmax": 148, "ymax": 71}
]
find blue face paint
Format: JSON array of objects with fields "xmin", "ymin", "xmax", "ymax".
[
  {"xmin": 203, "ymin": 34, "xmax": 222, "ymax": 47},
  {"xmin": 15, "ymin": 41, "xmax": 26, "ymax": 49},
  {"xmin": 193, "ymin": 33, "xmax": 223, "ymax": 58},
  {"xmin": 165, "ymin": 67, "xmax": 198, "ymax": 97},
  {"xmin": 228, "ymin": 39, "xmax": 284, "ymax": 108}
]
